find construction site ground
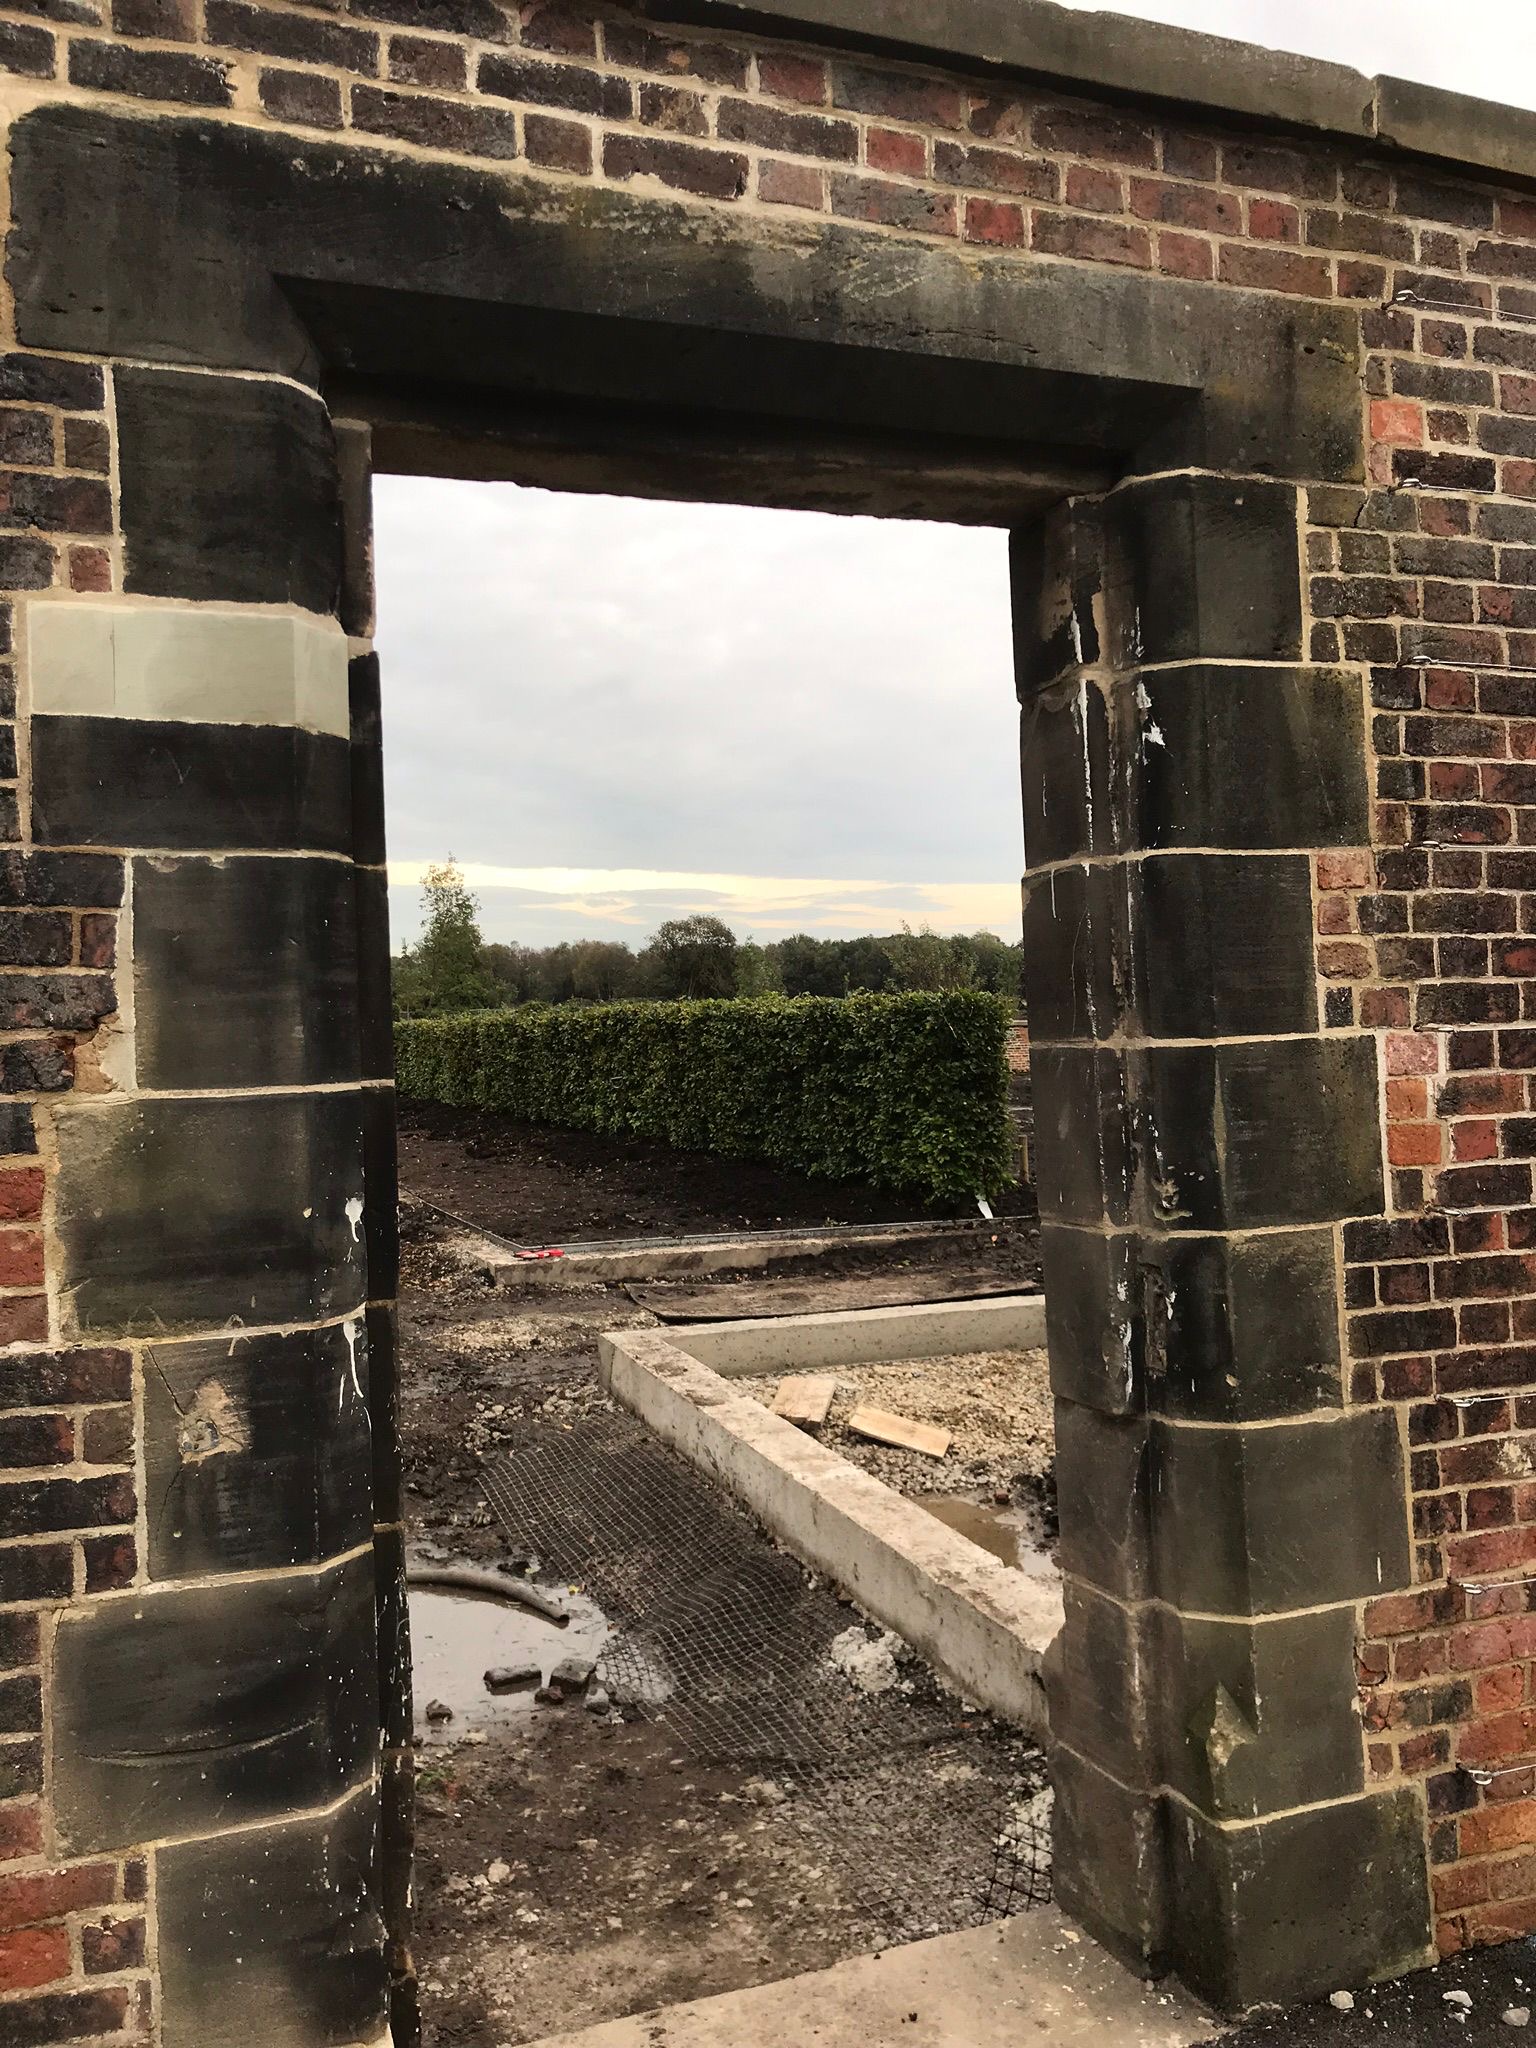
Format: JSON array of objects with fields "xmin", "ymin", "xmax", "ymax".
[{"xmin": 398, "ymin": 1118, "xmax": 1536, "ymax": 2048}]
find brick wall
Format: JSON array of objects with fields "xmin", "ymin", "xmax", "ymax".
[{"xmin": 0, "ymin": 0, "xmax": 1535, "ymax": 2026}]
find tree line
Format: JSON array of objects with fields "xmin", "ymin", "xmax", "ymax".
[{"xmin": 392, "ymin": 862, "xmax": 1023, "ymax": 1018}]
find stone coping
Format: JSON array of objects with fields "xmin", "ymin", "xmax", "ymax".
[{"xmin": 643, "ymin": 0, "xmax": 1536, "ymax": 188}]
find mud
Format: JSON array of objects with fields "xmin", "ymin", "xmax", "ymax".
[{"xmin": 397, "ymin": 1097, "xmax": 1038, "ymax": 1244}]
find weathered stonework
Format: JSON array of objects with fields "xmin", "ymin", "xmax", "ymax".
[{"xmin": 0, "ymin": 0, "xmax": 1527, "ymax": 2036}]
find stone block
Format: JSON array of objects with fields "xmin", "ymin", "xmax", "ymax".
[
  {"xmin": 157, "ymin": 1787, "xmax": 388, "ymax": 2048},
  {"xmin": 1152, "ymin": 1408, "xmax": 1412, "ymax": 1616},
  {"xmin": 1133, "ymin": 1035, "xmax": 1384, "ymax": 1230},
  {"xmin": 142, "ymin": 1322, "xmax": 371, "ymax": 1580},
  {"xmin": 52, "ymin": 1555, "xmax": 376, "ymax": 1854},
  {"xmin": 133, "ymin": 854, "xmax": 361, "ymax": 1089},
  {"xmin": 1054, "ymin": 1398, "xmax": 1153, "ymax": 1600},
  {"xmin": 53, "ymin": 1089, "xmax": 366, "ymax": 1337},
  {"xmin": 31, "ymin": 713, "xmax": 351, "ymax": 852},
  {"xmin": 116, "ymin": 367, "xmax": 340, "ymax": 614},
  {"xmin": 1104, "ymin": 474, "xmax": 1303, "ymax": 665},
  {"xmin": 1028, "ymin": 1045, "xmax": 1131, "ymax": 1227},
  {"xmin": 1166, "ymin": 1787, "xmax": 1433, "ymax": 2012}
]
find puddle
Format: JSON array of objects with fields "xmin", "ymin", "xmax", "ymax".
[
  {"xmin": 410, "ymin": 1584, "xmax": 610, "ymax": 1744},
  {"xmin": 919, "ymin": 1495, "xmax": 1058, "ymax": 1582}
]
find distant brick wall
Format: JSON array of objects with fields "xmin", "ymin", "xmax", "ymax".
[{"xmin": 1, "ymin": 0, "xmax": 1536, "ymax": 2027}]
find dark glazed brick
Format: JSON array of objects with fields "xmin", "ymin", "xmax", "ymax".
[
  {"xmin": 112, "ymin": 0, "xmax": 194, "ymax": 34},
  {"xmin": 716, "ymin": 100, "xmax": 856, "ymax": 161},
  {"xmin": 0, "ymin": 1989, "xmax": 128, "ymax": 2045},
  {"xmin": 478, "ymin": 53, "xmax": 628, "ymax": 117},
  {"xmin": 524, "ymin": 113, "xmax": 591, "ymax": 173},
  {"xmin": 0, "ymin": 415, "xmax": 53, "ymax": 469},
  {"xmin": 133, "ymin": 856, "xmax": 359, "ymax": 1089},
  {"xmin": 0, "ymin": 1474, "xmax": 133, "ymax": 1541},
  {"xmin": 0, "ymin": 1545, "xmax": 68, "ymax": 1605},
  {"xmin": 388, "ymin": 34, "xmax": 465, "ymax": 88},
  {"xmin": 142, "ymin": 1325, "xmax": 370, "ymax": 1579},
  {"xmin": 68, "ymin": 40, "xmax": 230, "ymax": 104},
  {"xmin": 352, "ymin": 85, "xmax": 519, "ymax": 159},
  {"xmin": 61, "ymin": 418, "xmax": 107, "ymax": 473},
  {"xmin": 0, "ymin": 1042, "xmax": 73, "ymax": 1094},
  {"xmin": 601, "ymin": 20, "xmax": 746, "ymax": 85},
  {"xmin": 0, "ymin": 540, "xmax": 54, "ymax": 590},
  {"xmin": 1105, "ymin": 474, "xmax": 1303, "ymax": 664},
  {"xmin": 52, "ymin": 1091, "xmax": 366, "ymax": 1338},
  {"xmin": 0, "ymin": 915, "xmax": 69, "ymax": 967},
  {"xmin": 259, "ymin": 69, "xmax": 342, "ymax": 130},
  {"xmin": 158, "ymin": 1795, "xmax": 386, "ymax": 2048},
  {"xmin": 31, "ymin": 717, "xmax": 351, "ymax": 854},
  {"xmin": 0, "ymin": 357, "xmax": 98, "ymax": 410},
  {"xmin": 0, "ymin": 1678, "xmax": 40, "ymax": 1736},
  {"xmin": 603, "ymin": 136, "xmax": 747, "ymax": 201},
  {"xmin": 81, "ymin": 1917, "xmax": 145, "ymax": 1973},
  {"xmin": 0, "ymin": 24, "xmax": 55, "ymax": 77},
  {"xmin": 52, "ymin": 1556, "xmax": 374, "ymax": 1854},
  {"xmin": 205, "ymin": 1, "xmax": 378, "ymax": 69},
  {"xmin": 81, "ymin": 1534, "xmax": 135, "ymax": 1594},
  {"xmin": 115, "ymin": 370, "xmax": 338, "ymax": 612}
]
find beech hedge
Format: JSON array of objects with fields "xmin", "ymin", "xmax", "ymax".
[{"xmin": 394, "ymin": 990, "xmax": 1013, "ymax": 1205}]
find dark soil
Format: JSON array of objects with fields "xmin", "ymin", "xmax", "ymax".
[{"xmin": 396, "ymin": 1098, "xmax": 1036, "ymax": 1245}]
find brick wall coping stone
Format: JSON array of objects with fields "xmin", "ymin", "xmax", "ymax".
[{"xmin": 643, "ymin": 0, "xmax": 1536, "ymax": 187}]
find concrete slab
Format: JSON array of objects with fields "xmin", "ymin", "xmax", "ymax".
[{"xmin": 520, "ymin": 1907, "xmax": 1222, "ymax": 2048}]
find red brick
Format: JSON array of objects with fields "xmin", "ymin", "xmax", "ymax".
[
  {"xmin": 0, "ymin": 1806, "xmax": 40, "ymax": 1864},
  {"xmin": 1318, "ymin": 849, "xmax": 1374, "ymax": 890},
  {"xmin": 865, "ymin": 126, "xmax": 924, "ymax": 178},
  {"xmin": 1248, "ymin": 197, "xmax": 1299, "ymax": 242},
  {"xmin": 756, "ymin": 51, "xmax": 825, "ymax": 103},
  {"xmin": 1389, "ymin": 1122, "xmax": 1443, "ymax": 1167},
  {"xmin": 0, "ymin": 1924, "xmax": 68, "ymax": 1993},
  {"xmin": 1217, "ymin": 244, "xmax": 1332, "ymax": 296},
  {"xmin": 1156, "ymin": 231, "xmax": 1212, "ymax": 281},
  {"xmin": 1128, "ymin": 177, "xmax": 1237, "ymax": 233},
  {"xmin": 964, "ymin": 198, "xmax": 1024, "ymax": 248},
  {"xmin": 0, "ymin": 1865, "xmax": 115, "ymax": 1934},
  {"xmin": 1064, "ymin": 164, "xmax": 1121, "ymax": 213},
  {"xmin": 1373, "ymin": 398, "xmax": 1425, "ymax": 446},
  {"xmin": 1387, "ymin": 1032, "xmax": 1442, "ymax": 1076},
  {"xmin": 0, "ymin": 1298, "xmax": 47, "ymax": 1346},
  {"xmin": 0, "ymin": 1235, "xmax": 42, "ymax": 1291},
  {"xmin": 758, "ymin": 158, "xmax": 822, "ymax": 211}
]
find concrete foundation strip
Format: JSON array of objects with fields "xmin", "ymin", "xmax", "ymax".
[{"xmin": 597, "ymin": 1294, "xmax": 1059, "ymax": 1734}]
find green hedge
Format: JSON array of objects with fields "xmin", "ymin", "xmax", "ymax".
[{"xmin": 394, "ymin": 991, "xmax": 1013, "ymax": 1205}]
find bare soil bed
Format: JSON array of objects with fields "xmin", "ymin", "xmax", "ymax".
[{"xmin": 397, "ymin": 1097, "xmax": 1037, "ymax": 1244}]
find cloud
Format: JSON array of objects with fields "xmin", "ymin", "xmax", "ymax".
[
  {"xmin": 387, "ymin": 862, "xmax": 1021, "ymax": 947},
  {"xmin": 373, "ymin": 482, "xmax": 1024, "ymax": 947}
]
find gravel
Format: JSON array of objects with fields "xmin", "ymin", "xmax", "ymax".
[{"xmin": 737, "ymin": 1348, "xmax": 1054, "ymax": 1499}]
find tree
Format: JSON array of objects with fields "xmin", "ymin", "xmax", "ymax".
[
  {"xmin": 571, "ymin": 940, "xmax": 639, "ymax": 1002},
  {"xmin": 641, "ymin": 914, "xmax": 739, "ymax": 998},
  {"xmin": 395, "ymin": 859, "xmax": 502, "ymax": 1015},
  {"xmin": 734, "ymin": 940, "xmax": 783, "ymax": 996},
  {"xmin": 882, "ymin": 922, "xmax": 976, "ymax": 992}
]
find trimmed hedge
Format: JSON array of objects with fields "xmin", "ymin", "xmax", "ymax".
[{"xmin": 394, "ymin": 990, "xmax": 1013, "ymax": 1205}]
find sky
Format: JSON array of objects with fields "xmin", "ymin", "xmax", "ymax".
[{"xmin": 377, "ymin": 0, "xmax": 1536, "ymax": 953}]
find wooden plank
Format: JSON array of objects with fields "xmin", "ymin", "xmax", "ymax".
[
  {"xmin": 771, "ymin": 1375, "xmax": 837, "ymax": 1427},
  {"xmin": 628, "ymin": 1269, "xmax": 1025, "ymax": 1322},
  {"xmin": 845, "ymin": 1406, "xmax": 952, "ymax": 1458}
]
